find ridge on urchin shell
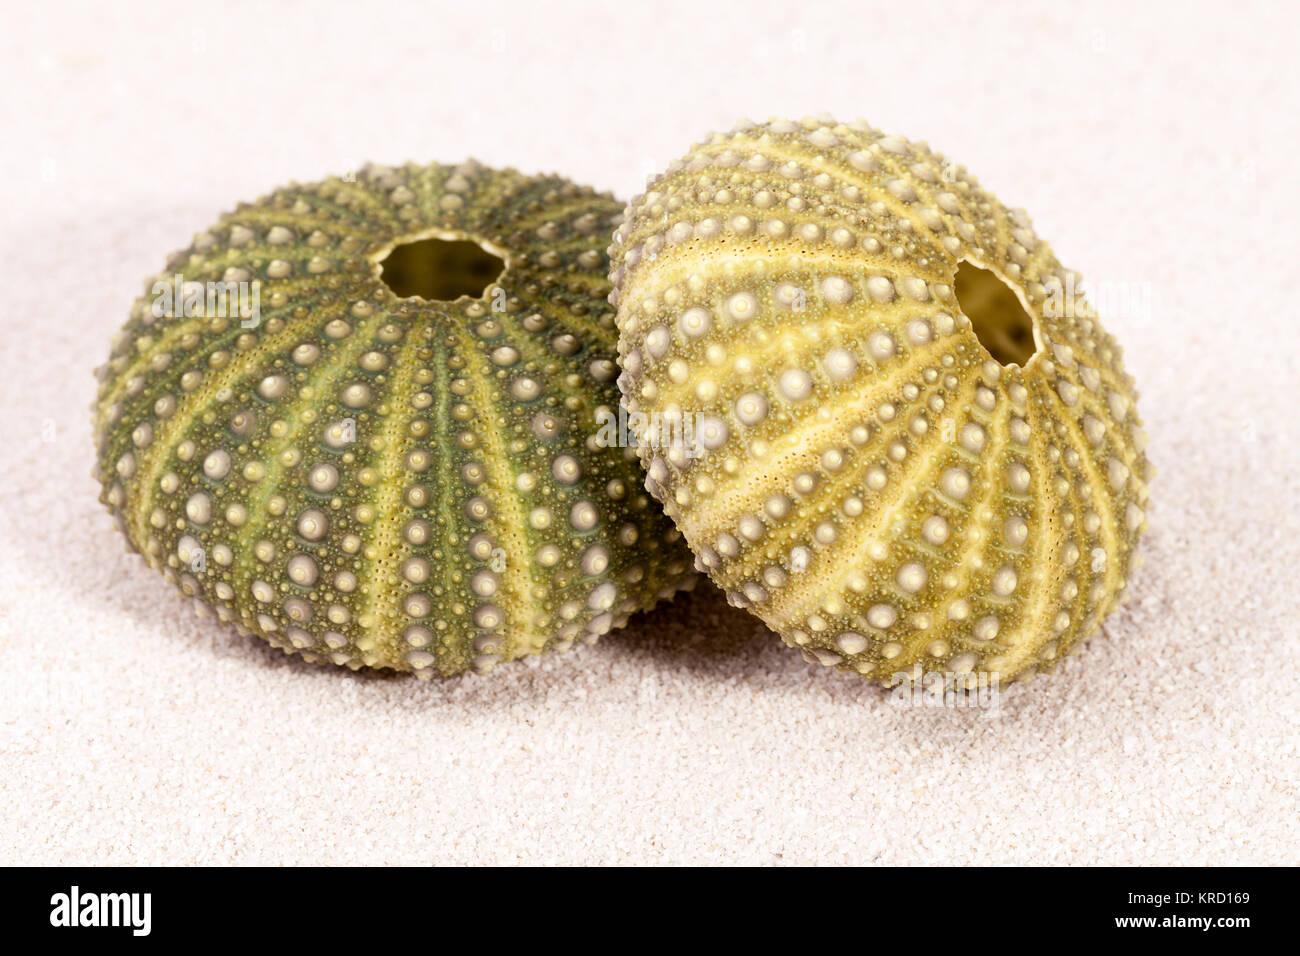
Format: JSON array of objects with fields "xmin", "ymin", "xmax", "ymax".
[
  {"xmin": 94, "ymin": 160, "xmax": 695, "ymax": 678},
  {"xmin": 609, "ymin": 116, "xmax": 1152, "ymax": 686}
]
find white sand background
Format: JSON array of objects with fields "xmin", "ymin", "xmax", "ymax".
[{"xmin": 2, "ymin": 0, "xmax": 1296, "ymax": 865}]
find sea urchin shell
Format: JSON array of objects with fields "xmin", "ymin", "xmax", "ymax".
[
  {"xmin": 94, "ymin": 161, "xmax": 695, "ymax": 677},
  {"xmin": 610, "ymin": 117, "xmax": 1152, "ymax": 684}
]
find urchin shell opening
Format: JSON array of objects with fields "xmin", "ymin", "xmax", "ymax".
[
  {"xmin": 375, "ymin": 230, "xmax": 506, "ymax": 302},
  {"xmin": 954, "ymin": 260, "xmax": 1042, "ymax": 368}
]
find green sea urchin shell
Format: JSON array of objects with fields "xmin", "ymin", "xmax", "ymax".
[
  {"xmin": 610, "ymin": 117, "xmax": 1153, "ymax": 685},
  {"xmin": 94, "ymin": 161, "xmax": 695, "ymax": 677}
]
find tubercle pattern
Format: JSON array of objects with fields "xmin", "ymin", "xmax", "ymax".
[
  {"xmin": 609, "ymin": 116, "xmax": 1152, "ymax": 684},
  {"xmin": 94, "ymin": 161, "xmax": 695, "ymax": 678}
]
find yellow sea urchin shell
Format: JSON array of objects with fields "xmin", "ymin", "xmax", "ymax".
[
  {"xmin": 94, "ymin": 161, "xmax": 694, "ymax": 677},
  {"xmin": 610, "ymin": 117, "xmax": 1152, "ymax": 684}
]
